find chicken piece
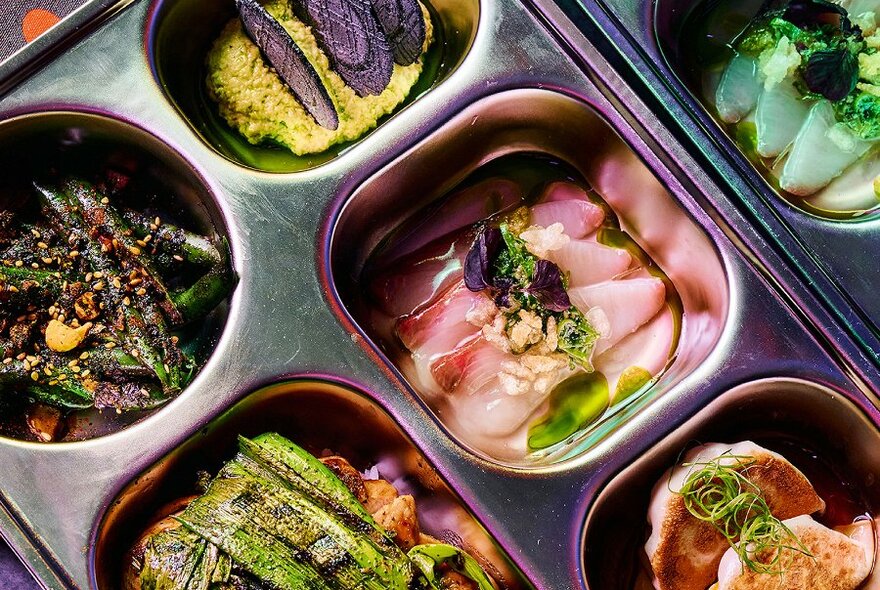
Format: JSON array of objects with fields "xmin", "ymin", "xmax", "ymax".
[
  {"xmin": 715, "ymin": 515, "xmax": 872, "ymax": 590},
  {"xmin": 372, "ymin": 494, "xmax": 421, "ymax": 550},
  {"xmin": 439, "ymin": 570, "xmax": 479, "ymax": 589},
  {"xmin": 363, "ymin": 478, "xmax": 400, "ymax": 513},
  {"xmin": 319, "ymin": 455, "xmax": 367, "ymax": 504},
  {"xmin": 646, "ymin": 442, "xmax": 825, "ymax": 590}
]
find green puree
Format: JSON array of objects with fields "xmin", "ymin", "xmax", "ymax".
[{"xmin": 206, "ymin": 0, "xmax": 433, "ymax": 155}]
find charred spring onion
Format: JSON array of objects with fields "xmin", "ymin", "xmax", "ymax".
[
  {"xmin": 672, "ymin": 452, "xmax": 814, "ymax": 574},
  {"xmin": 139, "ymin": 434, "xmax": 497, "ymax": 590}
]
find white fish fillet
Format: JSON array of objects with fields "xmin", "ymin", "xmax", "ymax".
[
  {"xmin": 780, "ymin": 101, "xmax": 873, "ymax": 196},
  {"xmin": 530, "ymin": 200, "xmax": 604, "ymax": 239},
  {"xmin": 568, "ymin": 278, "xmax": 666, "ymax": 356},
  {"xmin": 755, "ymin": 79, "xmax": 812, "ymax": 158},
  {"xmin": 547, "ymin": 238, "xmax": 633, "ymax": 288},
  {"xmin": 716, "ymin": 53, "xmax": 763, "ymax": 124}
]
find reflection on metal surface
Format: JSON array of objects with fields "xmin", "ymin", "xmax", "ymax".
[
  {"xmin": 581, "ymin": 377, "xmax": 880, "ymax": 589},
  {"xmin": 93, "ymin": 378, "xmax": 534, "ymax": 590},
  {"xmin": 330, "ymin": 88, "xmax": 729, "ymax": 466}
]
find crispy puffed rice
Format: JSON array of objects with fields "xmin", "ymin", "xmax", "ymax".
[
  {"xmin": 466, "ymin": 296, "xmax": 498, "ymax": 327},
  {"xmin": 520, "ymin": 223, "xmax": 570, "ymax": 258}
]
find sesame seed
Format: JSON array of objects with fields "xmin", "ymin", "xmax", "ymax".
[
  {"xmin": 85, "ymin": 272, "xmax": 93, "ymax": 282},
  {"xmin": 41, "ymin": 257, "xmax": 53, "ymax": 265},
  {"xmin": 30, "ymin": 262, "xmax": 39, "ymax": 269},
  {"xmin": 69, "ymin": 251, "xmax": 79, "ymax": 259},
  {"xmin": 93, "ymin": 281, "xmax": 105, "ymax": 291},
  {"xmin": 173, "ymin": 254, "xmax": 184, "ymax": 262},
  {"xmin": 30, "ymin": 371, "xmax": 39, "ymax": 381},
  {"xmin": 101, "ymin": 197, "xmax": 110, "ymax": 205},
  {"xmin": 37, "ymin": 242, "xmax": 48, "ymax": 249},
  {"xmin": 129, "ymin": 246, "xmax": 141, "ymax": 256},
  {"xmin": 14, "ymin": 260, "xmax": 22, "ymax": 267},
  {"xmin": 79, "ymin": 352, "xmax": 89, "ymax": 360},
  {"xmin": 136, "ymin": 288, "xmax": 146, "ymax": 296},
  {"xmin": 104, "ymin": 342, "xmax": 116, "ymax": 349},
  {"xmin": 93, "ymin": 271, "xmax": 103, "ymax": 279},
  {"xmin": 80, "ymin": 369, "xmax": 90, "ymax": 378},
  {"xmin": 154, "ymin": 216, "xmax": 161, "ymax": 226},
  {"xmin": 71, "ymin": 365, "xmax": 81, "ymax": 373},
  {"xmin": 30, "ymin": 229, "xmax": 40, "ymax": 238},
  {"xmin": 122, "ymin": 297, "xmax": 131, "ymax": 306}
]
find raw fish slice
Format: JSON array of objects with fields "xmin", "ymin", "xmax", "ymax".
[
  {"xmin": 568, "ymin": 278, "xmax": 666, "ymax": 356},
  {"xmin": 842, "ymin": 0, "xmax": 880, "ymax": 15},
  {"xmin": 236, "ymin": 0, "xmax": 339, "ymax": 129},
  {"xmin": 451, "ymin": 369, "xmax": 568, "ymax": 438},
  {"xmin": 396, "ymin": 281, "xmax": 484, "ymax": 359},
  {"xmin": 369, "ymin": 0, "xmax": 425, "ymax": 65},
  {"xmin": 429, "ymin": 335, "xmax": 509, "ymax": 393},
  {"xmin": 646, "ymin": 441, "xmax": 825, "ymax": 590},
  {"xmin": 289, "ymin": 0, "xmax": 393, "ymax": 96},
  {"xmin": 389, "ymin": 178, "xmax": 522, "ymax": 261},
  {"xmin": 807, "ymin": 150, "xmax": 880, "ymax": 212},
  {"xmin": 593, "ymin": 308, "xmax": 674, "ymax": 403},
  {"xmin": 716, "ymin": 52, "xmax": 762, "ymax": 124},
  {"xmin": 537, "ymin": 181, "xmax": 591, "ymax": 203},
  {"xmin": 369, "ymin": 232, "xmax": 472, "ymax": 317},
  {"xmin": 547, "ymin": 239, "xmax": 632, "ymax": 288},
  {"xmin": 755, "ymin": 79, "xmax": 811, "ymax": 158},
  {"xmin": 715, "ymin": 515, "xmax": 872, "ymax": 590},
  {"xmin": 781, "ymin": 100, "xmax": 873, "ymax": 196},
  {"xmin": 529, "ymin": 200, "xmax": 604, "ymax": 239}
]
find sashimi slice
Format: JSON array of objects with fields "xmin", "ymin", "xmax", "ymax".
[
  {"xmin": 568, "ymin": 278, "xmax": 666, "ymax": 355},
  {"xmin": 807, "ymin": 149, "xmax": 880, "ymax": 213},
  {"xmin": 646, "ymin": 441, "xmax": 825, "ymax": 590},
  {"xmin": 537, "ymin": 180, "xmax": 591, "ymax": 203},
  {"xmin": 529, "ymin": 200, "xmax": 604, "ymax": 239},
  {"xmin": 396, "ymin": 281, "xmax": 484, "ymax": 359},
  {"xmin": 547, "ymin": 239, "xmax": 632, "ymax": 288},
  {"xmin": 451, "ymin": 371, "xmax": 567, "ymax": 438},
  {"xmin": 755, "ymin": 79, "xmax": 811, "ymax": 158},
  {"xmin": 781, "ymin": 100, "xmax": 874, "ymax": 196},
  {"xmin": 593, "ymin": 308, "xmax": 674, "ymax": 403},
  {"xmin": 715, "ymin": 515, "xmax": 872, "ymax": 590},
  {"xmin": 842, "ymin": 0, "xmax": 880, "ymax": 16},
  {"xmin": 390, "ymin": 178, "xmax": 522, "ymax": 260},
  {"xmin": 716, "ymin": 52, "xmax": 762, "ymax": 124},
  {"xmin": 429, "ymin": 336, "xmax": 510, "ymax": 393},
  {"xmin": 369, "ymin": 232, "xmax": 471, "ymax": 317}
]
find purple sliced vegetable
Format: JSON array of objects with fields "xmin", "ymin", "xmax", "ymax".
[
  {"xmin": 288, "ymin": 0, "xmax": 394, "ymax": 96},
  {"xmin": 236, "ymin": 0, "xmax": 339, "ymax": 129},
  {"xmin": 369, "ymin": 0, "xmax": 426, "ymax": 65}
]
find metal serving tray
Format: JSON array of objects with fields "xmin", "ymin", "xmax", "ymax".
[
  {"xmin": 0, "ymin": 0, "xmax": 878, "ymax": 588},
  {"xmin": 551, "ymin": 0, "xmax": 880, "ymax": 367}
]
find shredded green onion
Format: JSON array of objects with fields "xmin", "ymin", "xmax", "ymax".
[{"xmin": 670, "ymin": 451, "xmax": 814, "ymax": 574}]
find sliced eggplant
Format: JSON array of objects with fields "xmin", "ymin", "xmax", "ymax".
[
  {"xmin": 289, "ymin": 0, "xmax": 394, "ymax": 96},
  {"xmin": 236, "ymin": 0, "xmax": 339, "ymax": 129},
  {"xmin": 370, "ymin": 0, "xmax": 426, "ymax": 65}
]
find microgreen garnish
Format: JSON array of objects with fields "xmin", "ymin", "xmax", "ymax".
[
  {"xmin": 671, "ymin": 452, "xmax": 814, "ymax": 574},
  {"xmin": 464, "ymin": 221, "xmax": 599, "ymax": 369}
]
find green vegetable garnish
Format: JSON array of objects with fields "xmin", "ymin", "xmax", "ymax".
[{"xmin": 672, "ymin": 452, "xmax": 813, "ymax": 574}]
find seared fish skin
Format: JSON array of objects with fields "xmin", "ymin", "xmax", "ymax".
[
  {"xmin": 645, "ymin": 442, "xmax": 825, "ymax": 590},
  {"xmin": 715, "ymin": 515, "xmax": 872, "ymax": 590}
]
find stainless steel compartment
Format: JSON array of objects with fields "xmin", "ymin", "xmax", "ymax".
[
  {"xmin": 0, "ymin": 109, "xmax": 233, "ymax": 441},
  {"xmin": 0, "ymin": 0, "xmax": 878, "ymax": 588},
  {"xmin": 581, "ymin": 377, "xmax": 880, "ymax": 589},
  {"xmin": 329, "ymin": 87, "xmax": 729, "ymax": 466},
  {"xmin": 551, "ymin": 0, "xmax": 880, "ymax": 361},
  {"xmin": 146, "ymin": 0, "xmax": 479, "ymax": 172},
  {"xmin": 93, "ymin": 379, "xmax": 532, "ymax": 590}
]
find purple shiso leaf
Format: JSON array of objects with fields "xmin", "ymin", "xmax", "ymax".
[
  {"xmin": 464, "ymin": 227, "xmax": 501, "ymax": 292},
  {"xmin": 526, "ymin": 260, "xmax": 570, "ymax": 312},
  {"xmin": 288, "ymin": 0, "xmax": 394, "ymax": 97},
  {"xmin": 782, "ymin": 0, "xmax": 854, "ymax": 33},
  {"xmin": 492, "ymin": 276, "xmax": 516, "ymax": 308},
  {"xmin": 803, "ymin": 49, "xmax": 858, "ymax": 101},
  {"xmin": 236, "ymin": 0, "xmax": 339, "ymax": 129},
  {"xmin": 369, "ymin": 0, "xmax": 426, "ymax": 65}
]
